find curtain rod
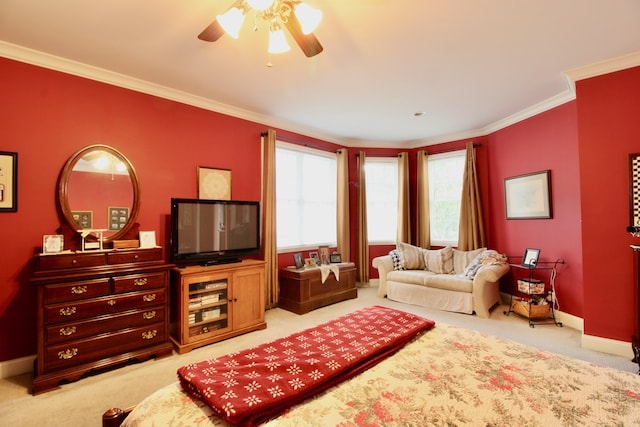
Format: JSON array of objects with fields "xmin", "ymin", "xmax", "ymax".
[
  {"xmin": 421, "ymin": 142, "xmax": 481, "ymax": 155},
  {"xmin": 354, "ymin": 153, "xmax": 403, "ymax": 157},
  {"xmin": 266, "ymin": 133, "xmax": 339, "ymax": 153}
]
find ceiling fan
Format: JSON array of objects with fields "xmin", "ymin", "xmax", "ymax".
[{"xmin": 197, "ymin": 0, "xmax": 323, "ymax": 58}]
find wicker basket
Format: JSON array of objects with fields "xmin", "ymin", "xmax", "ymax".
[{"xmin": 511, "ymin": 299, "xmax": 550, "ymax": 319}]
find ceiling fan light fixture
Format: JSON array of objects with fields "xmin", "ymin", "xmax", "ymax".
[
  {"xmin": 294, "ymin": 2, "xmax": 322, "ymax": 34},
  {"xmin": 246, "ymin": 0, "xmax": 275, "ymax": 11},
  {"xmin": 217, "ymin": 7, "xmax": 246, "ymax": 39},
  {"xmin": 268, "ymin": 24, "xmax": 291, "ymax": 53}
]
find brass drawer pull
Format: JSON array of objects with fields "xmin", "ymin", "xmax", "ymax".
[
  {"xmin": 142, "ymin": 311, "xmax": 156, "ymax": 320},
  {"xmin": 141, "ymin": 330, "xmax": 157, "ymax": 340},
  {"xmin": 59, "ymin": 326, "xmax": 77, "ymax": 336},
  {"xmin": 59, "ymin": 307, "xmax": 77, "ymax": 316},
  {"xmin": 107, "ymin": 299, "xmax": 117, "ymax": 306},
  {"xmin": 58, "ymin": 348, "xmax": 78, "ymax": 360},
  {"xmin": 134, "ymin": 278, "xmax": 148, "ymax": 287},
  {"xmin": 143, "ymin": 293, "xmax": 156, "ymax": 302},
  {"xmin": 71, "ymin": 286, "xmax": 87, "ymax": 294}
]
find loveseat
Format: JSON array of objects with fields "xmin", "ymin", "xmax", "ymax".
[{"xmin": 372, "ymin": 243, "xmax": 510, "ymax": 318}]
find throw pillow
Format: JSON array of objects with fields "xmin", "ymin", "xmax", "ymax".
[
  {"xmin": 396, "ymin": 242, "xmax": 425, "ymax": 270},
  {"xmin": 423, "ymin": 245, "xmax": 454, "ymax": 274},
  {"xmin": 389, "ymin": 249, "xmax": 405, "ymax": 271}
]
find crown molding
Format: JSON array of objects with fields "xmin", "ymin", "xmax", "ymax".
[
  {"xmin": 565, "ymin": 50, "xmax": 640, "ymax": 82},
  {"xmin": 0, "ymin": 41, "xmax": 343, "ymax": 145}
]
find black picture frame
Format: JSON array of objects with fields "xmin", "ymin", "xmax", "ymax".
[
  {"xmin": 629, "ymin": 153, "xmax": 640, "ymax": 226},
  {"xmin": 330, "ymin": 253, "xmax": 342, "ymax": 263},
  {"xmin": 0, "ymin": 151, "xmax": 17, "ymax": 212},
  {"xmin": 522, "ymin": 248, "xmax": 541, "ymax": 268}
]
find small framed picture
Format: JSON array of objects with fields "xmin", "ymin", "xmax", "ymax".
[
  {"xmin": 198, "ymin": 166, "xmax": 231, "ymax": 200},
  {"xmin": 293, "ymin": 253, "xmax": 304, "ymax": 269},
  {"xmin": 522, "ymin": 248, "xmax": 541, "ymax": 268},
  {"xmin": 318, "ymin": 245, "xmax": 330, "ymax": 265},
  {"xmin": 72, "ymin": 211, "xmax": 93, "ymax": 229},
  {"xmin": 43, "ymin": 235, "xmax": 64, "ymax": 254},
  {"xmin": 308, "ymin": 251, "xmax": 320, "ymax": 266},
  {"xmin": 139, "ymin": 231, "xmax": 157, "ymax": 248},
  {"xmin": 330, "ymin": 253, "xmax": 342, "ymax": 263},
  {"xmin": 0, "ymin": 151, "xmax": 18, "ymax": 212},
  {"xmin": 304, "ymin": 257, "xmax": 317, "ymax": 269},
  {"xmin": 108, "ymin": 207, "xmax": 129, "ymax": 231}
]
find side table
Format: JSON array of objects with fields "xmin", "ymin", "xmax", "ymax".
[{"xmin": 278, "ymin": 262, "xmax": 357, "ymax": 314}]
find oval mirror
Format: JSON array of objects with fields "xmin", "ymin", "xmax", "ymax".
[{"xmin": 59, "ymin": 144, "xmax": 140, "ymax": 244}]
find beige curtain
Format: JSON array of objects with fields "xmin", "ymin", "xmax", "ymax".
[
  {"xmin": 356, "ymin": 151, "xmax": 369, "ymax": 285},
  {"xmin": 415, "ymin": 150, "xmax": 431, "ymax": 248},
  {"xmin": 261, "ymin": 129, "xmax": 279, "ymax": 308},
  {"xmin": 397, "ymin": 152, "xmax": 411, "ymax": 243},
  {"xmin": 336, "ymin": 148, "xmax": 350, "ymax": 263},
  {"xmin": 458, "ymin": 141, "xmax": 486, "ymax": 250}
]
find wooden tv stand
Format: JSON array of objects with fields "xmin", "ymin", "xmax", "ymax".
[{"xmin": 278, "ymin": 262, "xmax": 357, "ymax": 314}]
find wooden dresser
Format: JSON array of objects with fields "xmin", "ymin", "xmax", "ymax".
[{"xmin": 31, "ymin": 247, "xmax": 174, "ymax": 394}]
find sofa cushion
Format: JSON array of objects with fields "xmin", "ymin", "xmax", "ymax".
[
  {"xmin": 387, "ymin": 270, "xmax": 435, "ymax": 286},
  {"xmin": 389, "ymin": 249, "xmax": 405, "ymax": 271},
  {"xmin": 452, "ymin": 247, "xmax": 486, "ymax": 274},
  {"xmin": 423, "ymin": 246, "xmax": 454, "ymax": 274},
  {"xmin": 423, "ymin": 274, "xmax": 474, "ymax": 293},
  {"xmin": 396, "ymin": 242, "xmax": 425, "ymax": 270}
]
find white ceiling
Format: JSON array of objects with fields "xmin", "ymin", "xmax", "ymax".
[{"xmin": 1, "ymin": 0, "xmax": 639, "ymax": 147}]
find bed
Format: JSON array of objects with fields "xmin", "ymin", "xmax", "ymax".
[{"xmin": 103, "ymin": 306, "xmax": 640, "ymax": 426}]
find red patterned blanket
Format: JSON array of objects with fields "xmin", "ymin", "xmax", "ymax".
[{"xmin": 177, "ymin": 305, "xmax": 435, "ymax": 426}]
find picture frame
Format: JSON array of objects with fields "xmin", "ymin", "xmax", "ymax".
[
  {"xmin": 72, "ymin": 211, "xmax": 93, "ymax": 229},
  {"xmin": 318, "ymin": 245, "xmax": 330, "ymax": 265},
  {"xmin": 330, "ymin": 253, "xmax": 342, "ymax": 263},
  {"xmin": 198, "ymin": 166, "xmax": 231, "ymax": 200},
  {"xmin": 293, "ymin": 253, "xmax": 304, "ymax": 269},
  {"xmin": 629, "ymin": 153, "xmax": 640, "ymax": 226},
  {"xmin": 108, "ymin": 207, "xmax": 129, "ymax": 231},
  {"xmin": 0, "ymin": 151, "xmax": 18, "ymax": 212},
  {"xmin": 43, "ymin": 235, "xmax": 64, "ymax": 254},
  {"xmin": 304, "ymin": 257, "xmax": 317, "ymax": 269},
  {"xmin": 139, "ymin": 231, "xmax": 157, "ymax": 248},
  {"xmin": 522, "ymin": 248, "xmax": 541, "ymax": 268},
  {"xmin": 504, "ymin": 170, "xmax": 552, "ymax": 219},
  {"xmin": 308, "ymin": 251, "xmax": 320, "ymax": 266}
]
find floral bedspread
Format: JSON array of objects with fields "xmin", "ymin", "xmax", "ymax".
[{"xmin": 124, "ymin": 323, "xmax": 640, "ymax": 426}]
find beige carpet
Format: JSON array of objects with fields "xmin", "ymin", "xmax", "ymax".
[{"xmin": 0, "ymin": 286, "xmax": 636, "ymax": 427}]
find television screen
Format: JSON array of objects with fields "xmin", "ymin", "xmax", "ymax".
[{"xmin": 171, "ymin": 198, "xmax": 260, "ymax": 266}]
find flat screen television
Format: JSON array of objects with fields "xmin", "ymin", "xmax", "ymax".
[{"xmin": 170, "ymin": 198, "xmax": 261, "ymax": 266}]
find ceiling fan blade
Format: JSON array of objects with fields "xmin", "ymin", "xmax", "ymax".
[
  {"xmin": 198, "ymin": 19, "xmax": 225, "ymax": 42},
  {"xmin": 283, "ymin": 13, "xmax": 323, "ymax": 57}
]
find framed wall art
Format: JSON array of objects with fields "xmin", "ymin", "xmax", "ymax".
[
  {"xmin": 504, "ymin": 170, "xmax": 552, "ymax": 219},
  {"xmin": 629, "ymin": 153, "xmax": 640, "ymax": 226},
  {"xmin": 72, "ymin": 211, "xmax": 93, "ymax": 229},
  {"xmin": 108, "ymin": 207, "xmax": 129, "ymax": 231},
  {"xmin": 0, "ymin": 151, "xmax": 17, "ymax": 212},
  {"xmin": 198, "ymin": 166, "xmax": 231, "ymax": 200}
]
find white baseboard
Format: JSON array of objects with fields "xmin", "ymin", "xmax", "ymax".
[
  {"xmin": 582, "ymin": 333, "xmax": 634, "ymax": 360},
  {"xmin": 0, "ymin": 355, "xmax": 35, "ymax": 379}
]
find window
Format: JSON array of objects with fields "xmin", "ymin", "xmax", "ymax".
[
  {"xmin": 365, "ymin": 157, "xmax": 398, "ymax": 243},
  {"xmin": 428, "ymin": 150, "xmax": 465, "ymax": 246},
  {"xmin": 276, "ymin": 142, "xmax": 337, "ymax": 249}
]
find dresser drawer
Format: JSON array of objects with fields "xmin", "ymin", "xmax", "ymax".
[
  {"xmin": 45, "ymin": 289, "xmax": 166, "ymax": 324},
  {"xmin": 107, "ymin": 248, "xmax": 163, "ymax": 264},
  {"xmin": 44, "ymin": 322, "xmax": 167, "ymax": 371},
  {"xmin": 46, "ymin": 305, "xmax": 166, "ymax": 344},
  {"xmin": 43, "ymin": 278, "xmax": 111, "ymax": 304},
  {"xmin": 38, "ymin": 252, "xmax": 105, "ymax": 270},
  {"xmin": 113, "ymin": 271, "xmax": 167, "ymax": 293}
]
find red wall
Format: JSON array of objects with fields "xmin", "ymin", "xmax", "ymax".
[
  {"xmin": 576, "ymin": 66, "xmax": 640, "ymax": 341},
  {"xmin": 1, "ymin": 54, "xmax": 639, "ymax": 363}
]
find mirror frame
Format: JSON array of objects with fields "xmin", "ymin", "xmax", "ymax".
[{"xmin": 58, "ymin": 144, "xmax": 141, "ymax": 244}]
